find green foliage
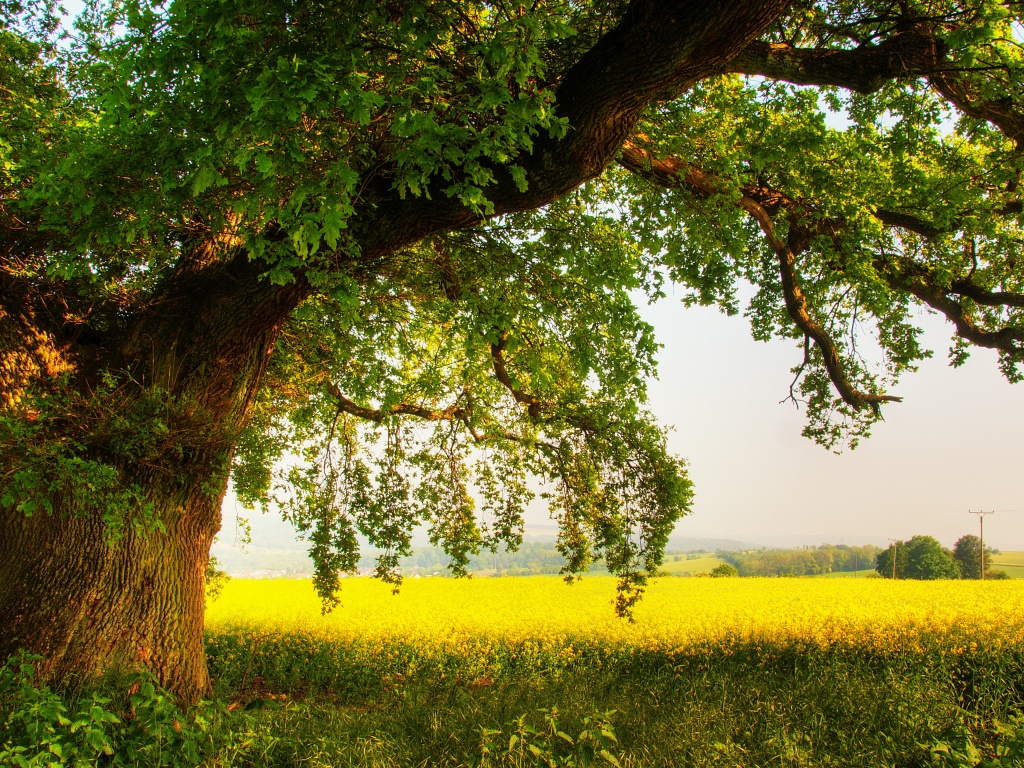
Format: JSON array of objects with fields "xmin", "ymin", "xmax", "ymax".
[
  {"xmin": 708, "ymin": 562, "xmax": 739, "ymax": 578},
  {"xmin": 622, "ymin": 1, "xmax": 1024, "ymax": 447},
  {"xmin": 201, "ymin": 624, "xmax": 1024, "ymax": 767},
  {"xmin": 0, "ymin": 653, "xmax": 207, "ymax": 767},
  {"xmin": 8, "ymin": 0, "xmax": 577, "ymax": 283},
  {"xmin": 0, "ymin": 374, "xmax": 224, "ymax": 538},
  {"xmin": 204, "ymin": 556, "xmax": 230, "ymax": 601},
  {"xmin": 480, "ymin": 709, "xmax": 622, "ymax": 768},
  {"xmin": 230, "ymin": 193, "xmax": 693, "ymax": 613},
  {"xmin": 877, "ymin": 536, "xmax": 961, "ymax": 580},
  {"xmin": 954, "ymin": 536, "xmax": 997, "ymax": 581},
  {"xmin": 928, "ymin": 716, "xmax": 1024, "ymax": 767},
  {"xmin": 905, "ymin": 537, "xmax": 962, "ymax": 580}
]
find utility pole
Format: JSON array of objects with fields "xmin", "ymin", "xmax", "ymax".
[
  {"xmin": 969, "ymin": 510, "xmax": 994, "ymax": 580},
  {"xmin": 888, "ymin": 538, "xmax": 899, "ymax": 580}
]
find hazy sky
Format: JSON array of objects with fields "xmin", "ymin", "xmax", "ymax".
[{"xmin": 639, "ymin": 295, "xmax": 1024, "ymax": 549}]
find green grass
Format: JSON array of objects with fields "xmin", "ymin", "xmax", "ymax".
[
  {"xmin": 225, "ymin": 635, "xmax": 1021, "ymax": 766},
  {"xmin": 192, "ymin": 625, "xmax": 1024, "ymax": 767},
  {"xmin": 989, "ymin": 551, "xmax": 1024, "ymax": 579},
  {"xmin": 656, "ymin": 555, "xmax": 723, "ymax": 575},
  {"xmin": 7, "ymin": 634, "xmax": 1024, "ymax": 767}
]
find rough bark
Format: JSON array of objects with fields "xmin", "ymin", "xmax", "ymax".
[
  {"xmin": 0, "ymin": 249, "xmax": 309, "ymax": 701},
  {"xmin": 0, "ymin": 468, "xmax": 221, "ymax": 704}
]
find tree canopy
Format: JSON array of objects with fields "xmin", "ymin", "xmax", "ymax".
[
  {"xmin": 2, "ymin": 0, "xmax": 1023, "ymax": 699},
  {"xmin": 725, "ymin": 544, "xmax": 881, "ymax": 577},
  {"xmin": 876, "ymin": 535, "xmax": 960, "ymax": 579},
  {"xmin": 708, "ymin": 562, "xmax": 740, "ymax": 578},
  {"xmin": 952, "ymin": 534, "xmax": 996, "ymax": 578}
]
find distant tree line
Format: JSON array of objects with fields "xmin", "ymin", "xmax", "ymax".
[
  {"xmin": 876, "ymin": 535, "xmax": 1006, "ymax": 580},
  {"xmin": 719, "ymin": 545, "xmax": 882, "ymax": 577},
  {"xmin": 362, "ymin": 541, "xmax": 610, "ymax": 577},
  {"xmin": 222, "ymin": 536, "xmax": 1008, "ymax": 581}
]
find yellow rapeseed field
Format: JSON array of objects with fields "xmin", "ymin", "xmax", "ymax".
[{"xmin": 206, "ymin": 575, "xmax": 1024, "ymax": 655}]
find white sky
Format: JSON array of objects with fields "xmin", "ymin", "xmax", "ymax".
[{"xmin": 640, "ymin": 296, "xmax": 1024, "ymax": 549}]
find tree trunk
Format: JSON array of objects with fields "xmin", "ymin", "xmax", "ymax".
[
  {"xmin": 0, "ymin": 467, "xmax": 221, "ymax": 704},
  {"xmin": 0, "ymin": 250, "xmax": 308, "ymax": 704}
]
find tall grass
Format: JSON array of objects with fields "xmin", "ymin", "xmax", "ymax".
[{"xmin": 197, "ymin": 577, "xmax": 1024, "ymax": 766}]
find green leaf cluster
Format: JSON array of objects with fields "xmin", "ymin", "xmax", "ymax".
[
  {"xmin": 479, "ymin": 708, "xmax": 623, "ymax": 768},
  {"xmin": 0, "ymin": 653, "xmax": 207, "ymax": 767},
  {"xmin": 232, "ymin": 188, "xmax": 692, "ymax": 612},
  {"xmin": 875, "ymin": 535, "xmax": 960, "ymax": 580}
]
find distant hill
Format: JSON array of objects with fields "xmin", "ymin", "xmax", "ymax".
[
  {"xmin": 736, "ymin": 534, "xmax": 893, "ymax": 548},
  {"xmin": 211, "ymin": 508, "xmax": 894, "ymax": 578},
  {"xmin": 664, "ymin": 535, "xmax": 760, "ymax": 552}
]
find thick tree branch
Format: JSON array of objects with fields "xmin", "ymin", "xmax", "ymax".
[
  {"xmin": 490, "ymin": 337, "xmax": 543, "ymax": 420},
  {"xmin": 727, "ymin": 26, "xmax": 1024, "ymax": 147},
  {"xmin": 874, "ymin": 209, "xmax": 943, "ymax": 239},
  {"xmin": 323, "ymin": 380, "xmax": 467, "ymax": 423},
  {"xmin": 871, "ymin": 209, "xmax": 1024, "ymax": 316},
  {"xmin": 619, "ymin": 140, "xmax": 724, "ymax": 201},
  {"xmin": 353, "ymin": 0, "xmax": 790, "ymax": 262},
  {"xmin": 949, "ymin": 279, "xmax": 1024, "ymax": 310},
  {"xmin": 745, "ymin": 199, "xmax": 903, "ymax": 413},
  {"xmin": 620, "ymin": 142, "xmax": 902, "ymax": 412},
  {"xmin": 0, "ymin": 294, "xmax": 73, "ymax": 408},
  {"xmin": 322, "ymin": 379, "xmax": 556, "ymax": 451},
  {"xmin": 927, "ymin": 56, "xmax": 1024, "ymax": 148},
  {"xmin": 874, "ymin": 256, "xmax": 1024, "ymax": 356},
  {"xmin": 727, "ymin": 29, "xmax": 937, "ymax": 94}
]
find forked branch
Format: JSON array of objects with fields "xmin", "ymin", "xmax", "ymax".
[
  {"xmin": 323, "ymin": 380, "xmax": 468, "ymax": 423},
  {"xmin": 742, "ymin": 198, "xmax": 903, "ymax": 413},
  {"xmin": 323, "ymin": 371, "xmax": 555, "ymax": 450},
  {"xmin": 622, "ymin": 140, "xmax": 1024, "ymax": 388},
  {"xmin": 728, "ymin": 25, "xmax": 1024, "ymax": 148},
  {"xmin": 490, "ymin": 336, "xmax": 543, "ymax": 420},
  {"xmin": 873, "ymin": 256, "xmax": 1024, "ymax": 357},
  {"xmin": 620, "ymin": 143, "xmax": 902, "ymax": 412}
]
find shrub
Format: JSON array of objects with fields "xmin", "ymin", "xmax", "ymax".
[
  {"xmin": 479, "ymin": 708, "xmax": 623, "ymax": 767},
  {"xmin": 0, "ymin": 653, "xmax": 209, "ymax": 767},
  {"xmin": 709, "ymin": 563, "xmax": 739, "ymax": 578}
]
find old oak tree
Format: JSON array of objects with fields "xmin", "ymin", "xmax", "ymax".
[{"xmin": 2, "ymin": 0, "xmax": 1022, "ymax": 701}]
